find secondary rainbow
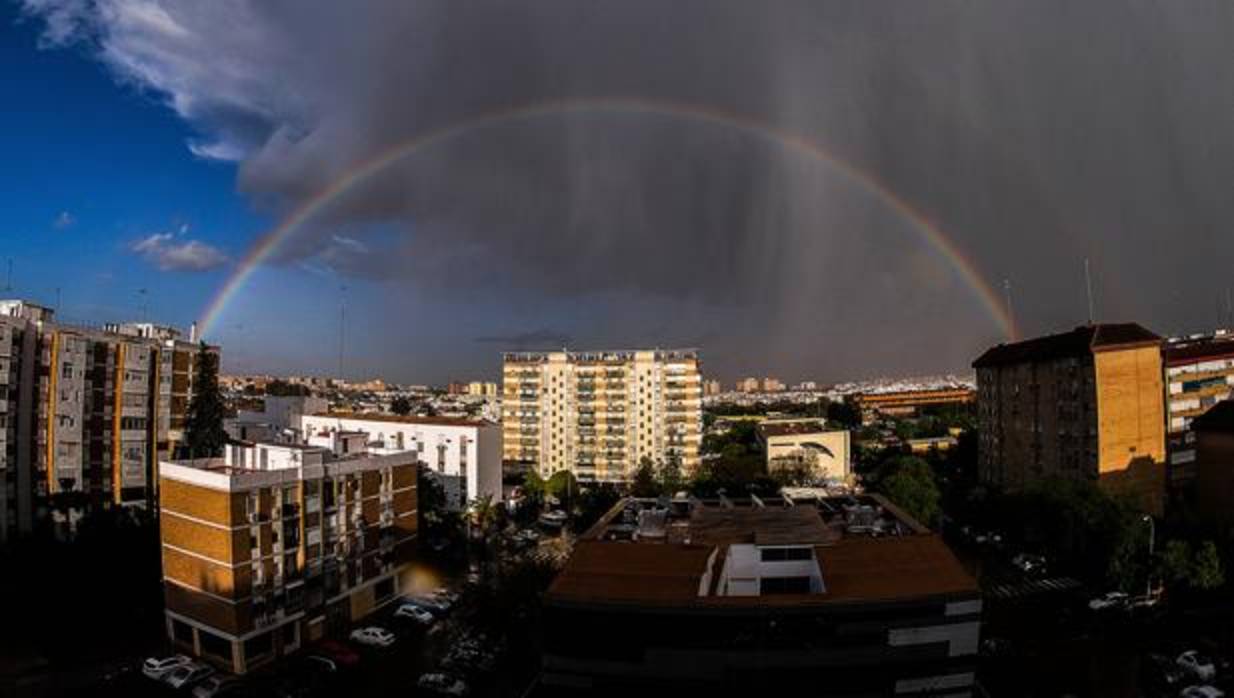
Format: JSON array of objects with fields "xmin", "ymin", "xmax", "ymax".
[{"xmin": 199, "ymin": 97, "xmax": 1015, "ymax": 340}]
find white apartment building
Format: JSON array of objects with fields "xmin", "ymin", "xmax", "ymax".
[
  {"xmin": 300, "ymin": 413, "xmax": 502, "ymax": 510},
  {"xmin": 502, "ymin": 349, "xmax": 703, "ymax": 482}
]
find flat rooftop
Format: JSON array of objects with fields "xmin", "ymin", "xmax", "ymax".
[
  {"xmin": 548, "ymin": 494, "xmax": 974, "ymax": 608},
  {"xmin": 308, "ymin": 411, "xmax": 488, "ymax": 428}
]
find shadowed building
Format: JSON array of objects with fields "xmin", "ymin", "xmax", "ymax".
[
  {"xmin": 1161, "ymin": 332, "xmax": 1234, "ymax": 508},
  {"xmin": 1191, "ymin": 400, "xmax": 1234, "ymax": 536},
  {"xmin": 541, "ymin": 494, "xmax": 980, "ymax": 695},
  {"xmin": 973, "ymin": 323, "xmax": 1166, "ymax": 516}
]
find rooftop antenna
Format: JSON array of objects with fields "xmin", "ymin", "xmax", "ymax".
[
  {"xmin": 138, "ymin": 288, "xmax": 149, "ymax": 323},
  {"xmin": 55, "ymin": 287, "xmax": 61, "ymax": 314},
  {"xmin": 3, "ymin": 258, "xmax": 11, "ymax": 293},
  {"xmin": 1084, "ymin": 258, "xmax": 1095, "ymax": 325},
  {"xmin": 1225, "ymin": 288, "xmax": 1232, "ymax": 329},
  {"xmin": 337, "ymin": 284, "xmax": 347, "ymax": 383}
]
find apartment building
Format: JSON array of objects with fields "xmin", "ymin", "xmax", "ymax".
[
  {"xmin": 702, "ymin": 379, "xmax": 722, "ymax": 397},
  {"xmin": 541, "ymin": 494, "xmax": 980, "ymax": 694},
  {"xmin": 301, "ymin": 412, "xmax": 501, "ymax": 509},
  {"xmin": 0, "ymin": 300, "xmax": 212, "ymax": 541},
  {"xmin": 761, "ymin": 376, "xmax": 785, "ymax": 392},
  {"xmin": 1161, "ymin": 331, "xmax": 1234, "ymax": 502},
  {"xmin": 973, "ymin": 323, "xmax": 1166, "ymax": 516},
  {"xmin": 736, "ymin": 377, "xmax": 760, "ymax": 393},
  {"xmin": 502, "ymin": 349, "xmax": 702, "ymax": 482},
  {"xmin": 159, "ymin": 436, "xmax": 418, "ymax": 674}
]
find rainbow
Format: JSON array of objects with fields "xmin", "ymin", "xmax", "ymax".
[{"xmin": 199, "ymin": 97, "xmax": 1015, "ymax": 340}]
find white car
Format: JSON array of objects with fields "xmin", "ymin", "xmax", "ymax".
[
  {"xmin": 417, "ymin": 672, "xmax": 469, "ymax": 696},
  {"xmin": 1178, "ymin": 651, "xmax": 1218, "ymax": 682},
  {"xmin": 163, "ymin": 662, "xmax": 214, "ymax": 689},
  {"xmin": 1088, "ymin": 592, "xmax": 1129, "ymax": 611},
  {"xmin": 395, "ymin": 603, "xmax": 436, "ymax": 625},
  {"xmin": 350, "ymin": 626, "xmax": 397, "ymax": 647},
  {"xmin": 142, "ymin": 654, "xmax": 193, "ymax": 679},
  {"xmin": 1180, "ymin": 686, "xmax": 1225, "ymax": 698}
]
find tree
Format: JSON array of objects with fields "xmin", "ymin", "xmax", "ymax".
[
  {"xmin": 1158, "ymin": 539, "xmax": 1225, "ymax": 591},
  {"xmin": 825, "ymin": 400, "xmax": 861, "ymax": 429},
  {"xmin": 631, "ymin": 457, "xmax": 659, "ymax": 497},
  {"xmin": 182, "ymin": 343, "xmax": 227, "ymax": 458},
  {"xmin": 877, "ymin": 456, "xmax": 941, "ymax": 528},
  {"xmin": 1192, "ymin": 541, "xmax": 1225, "ymax": 590},
  {"xmin": 265, "ymin": 379, "xmax": 311, "ymax": 397},
  {"xmin": 657, "ymin": 454, "xmax": 684, "ymax": 495},
  {"xmin": 390, "ymin": 396, "xmax": 413, "ymax": 416}
]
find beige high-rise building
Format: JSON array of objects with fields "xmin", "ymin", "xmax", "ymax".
[{"xmin": 502, "ymin": 349, "xmax": 702, "ymax": 482}]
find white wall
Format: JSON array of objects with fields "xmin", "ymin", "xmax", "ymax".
[
  {"xmin": 718, "ymin": 544, "xmax": 824, "ymax": 596},
  {"xmin": 300, "ymin": 415, "xmax": 502, "ymax": 507}
]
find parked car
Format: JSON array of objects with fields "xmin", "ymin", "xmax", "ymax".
[
  {"xmin": 315, "ymin": 640, "xmax": 362, "ymax": 668},
  {"xmin": 142, "ymin": 655, "xmax": 193, "ymax": 680},
  {"xmin": 163, "ymin": 662, "xmax": 215, "ymax": 689},
  {"xmin": 395, "ymin": 603, "xmax": 436, "ymax": 625},
  {"xmin": 1178, "ymin": 651, "xmax": 1218, "ymax": 682},
  {"xmin": 350, "ymin": 626, "xmax": 396, "ymax": 648},
  {"xmin": 1180, "ymin": 686, "xmax": 1225, "ymax": 698},
  {"xmin": 192, "ymin": 675, "xmax": 241, "ymax": 698},
  {"xmin": 1088, "ymin": 592, "xmax": 1130, "ymax": 611},
  {"xmin": 1012, "ymin": 553, "xmax": 1047, "ymax": 575},
  {"xmin": 538, "ymin": 510, "xmax": 568, "ymax": 528},
  {"xmin": 417, "ymin": 672, "xmax": 469, "ymax": 696}
]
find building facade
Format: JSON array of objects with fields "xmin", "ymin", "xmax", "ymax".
[
  {"xmin": 1192, "ymin": 400, "xmax": 1234, "ymax": 536},
  {"xmin": 301, "ymin": 412, "xmax": 501, "ymax": 509},
  {"xmin": 1161, "ymin": 332, "xmax": 1234, "ymax": 503},
  {"xmin": 541, "ymin": 494, "xmax": 981, "ymax": 694},
  {"xmin": 502, "ymin": 349, "xmax": 702, "ymax": 482},
  {"xmin": 973, "ymin": 324, "xmax": 1166, "ymax": 516},
  {"xmin": 159, "ymin": 437, "xmax": 418, "ymax": 674},
  {"xmin": 853, "ymin": 388, "xmax": 976, "ymax": 424},
  {"xmin": 0, "ymin": 300, "xmax": 212, "ymax": 541},
  {"xmin": 756, "ymin": 418, "xmax": 851, "ymax": 482}
]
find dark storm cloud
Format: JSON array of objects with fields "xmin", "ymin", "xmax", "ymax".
[
  {"xmin": 474, "ymin": 329, "xmax": 573, "ymax": 350},
  {"xmin": 23, "ymin": 0, "xmax": 1234, "ymax": 380}
]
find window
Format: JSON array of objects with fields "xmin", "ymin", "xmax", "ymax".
[
  {"xmin": 759, "ymin": 576, "xmax": 811, "ymax": 595},
  {"xmin": 761, "ymin": 547, "xmax": 813, "ymax": 562}
]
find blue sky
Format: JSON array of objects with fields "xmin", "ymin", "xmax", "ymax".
[{"xmin": 0, "ymin": 5, "xmax": 251, "ymax": 329}]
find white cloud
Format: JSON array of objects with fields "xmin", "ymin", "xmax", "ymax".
[
  {"xmin": 53, "ymin": 211, "xmax": 76, "ymax": 229},
  {"xmin": 131, "ymin": 230, "xmax": 228, "ymax": 271}
]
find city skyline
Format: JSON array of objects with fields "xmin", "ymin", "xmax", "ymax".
[{"xmin": 6, "ymin": 2, "xmax": 1234, "ymax": 385}]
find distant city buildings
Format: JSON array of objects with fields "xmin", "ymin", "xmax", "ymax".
[
  {"xmin": 756, "ymin": 418, "xmax": 851, "ymax": 482},
  {"xmin": 542, "ymin": 494, "xmax": 980, "ymax": 693},
  {"xmin": 502, "ymin": 349, "xmax": 702, "ymax": 482},
  {"xmin": 973, "ymin": 324, "xmax": 1166, "ymax": 516},
  {"xmin": 793, "ymin": 380, "xmax": 818, "ymax": 391},
  {"xmin": 703, "ymin": 379, "xmax": 722, "ymax": 397},
  {"xmin": 159, "ymin": 436, "xmax": 418, "ymax": 674},
  {"xmin": 761, "ymin": 376, "xmax": 785, "ymax": 392},
  {"xmin": 466, "ymin": 381, "xmax": 499, "ymax": 398},
  {"xmin": 852, "ymin": 387, "xmax": 976, "ymax": 424},
  {"xmin": 736, "ymin": 377, "xmax": 760, "ymax": 393},
  {"xmin": 0, "ymin": 299, "xmax": 213, "ymax": 542}
]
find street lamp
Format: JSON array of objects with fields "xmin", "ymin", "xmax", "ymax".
[{"xmin": 1142, "ymin": 514, "xmax": 1155, "ymax": 598}]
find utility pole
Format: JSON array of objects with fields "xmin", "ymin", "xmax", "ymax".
[{"xmin": 1084, "ymin": 258, "xmax": 1095, "ymax": 325}]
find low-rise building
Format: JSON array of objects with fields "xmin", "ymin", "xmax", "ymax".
[
  {"xmin": 541, "ymin": 494, "xmax": 980, "ymax": 694},
  {"xmin": 301, "ymin": 413, "xmax": 501, "ymax": 509},
  {"xmin": 159, "ymin": 437, "xmax": 418, "ymax": 674},
  {"xmin": 755, "ymin": 418, "xmax": 851, "ymax": 482},
  {"xmin": 853, "ymin": 387, "xmax": 976, "ymax": 424}
]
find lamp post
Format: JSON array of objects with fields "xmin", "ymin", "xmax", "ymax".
[{"xmin": 1142, "ymin": 514, "xmax": 1155, "ymax": 598}]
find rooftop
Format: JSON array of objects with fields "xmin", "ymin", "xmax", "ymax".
[
  {"xmin": 548, "ymin": 494, "xmax": 972, "ymax": 608},
  {"xmin": 1164, "ymin": 332, "xmax": 1234, "ymax": 365},
  {"xmin": 972, "ymin": 323, "xmax": 1161, "ymax": 368},
  {"xmin": 307, "ymin": 411, "xmax": 489, "ymax": 428},
  {"xmin": 757, "ymin": 419, "xmax": 836, "ymax": 438}
]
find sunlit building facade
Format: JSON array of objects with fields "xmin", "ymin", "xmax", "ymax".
[{"xmin": 502, "ymin": 349, "xmax": 702, "ymax": 481}]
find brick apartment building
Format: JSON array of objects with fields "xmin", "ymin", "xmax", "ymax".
[
  {"xmin": 973, "ymin": 323, "xmax": 1166, "ymax": 515},
  {"xmin": 159, "ymin": 435, "xmax": 417, "ymax": 674}
]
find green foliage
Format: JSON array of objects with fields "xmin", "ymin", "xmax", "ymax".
[
  {"xmin": 657, "ymin": 454, "xmax": 685, "ymax": 495},
  {"xmin": 183, "ymin": 343, "xmax": 227, "ymax": 458},
  {"xmin": 574, "ymin": 483, "xmax": 622, "ymax": 532},
  {"xmin": 417, "ymin": 464, "xmax": 447, "ymax": 521},
  {"xmin": 545, "ymin": 470, "xmax": 578, "ymax": 500},
  {"xmin": 876, "ymin": 456, "xmax": 941, "ymax": 527},
  {"xmin": 265, "ymin": 379, "xmax": 312, "ymax": 397},
  {"xmin": 389, "ymin": 396, "xmax": 413, "ymax": 415},
  {"xmin": 825, "ymin": 399, "xmax": 861, "ymax": 428},
  {"xmin": 630, "ymin": 457, "xmax": 659, "ymax": 497},
  {"xmin": 1158, "ymin": 539, "xmax": 1225, "ymax": 591}
]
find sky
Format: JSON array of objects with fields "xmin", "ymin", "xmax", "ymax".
[{"xmin": 4, "ymin": 1, "xmax": 1234, "ymax": 385}]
